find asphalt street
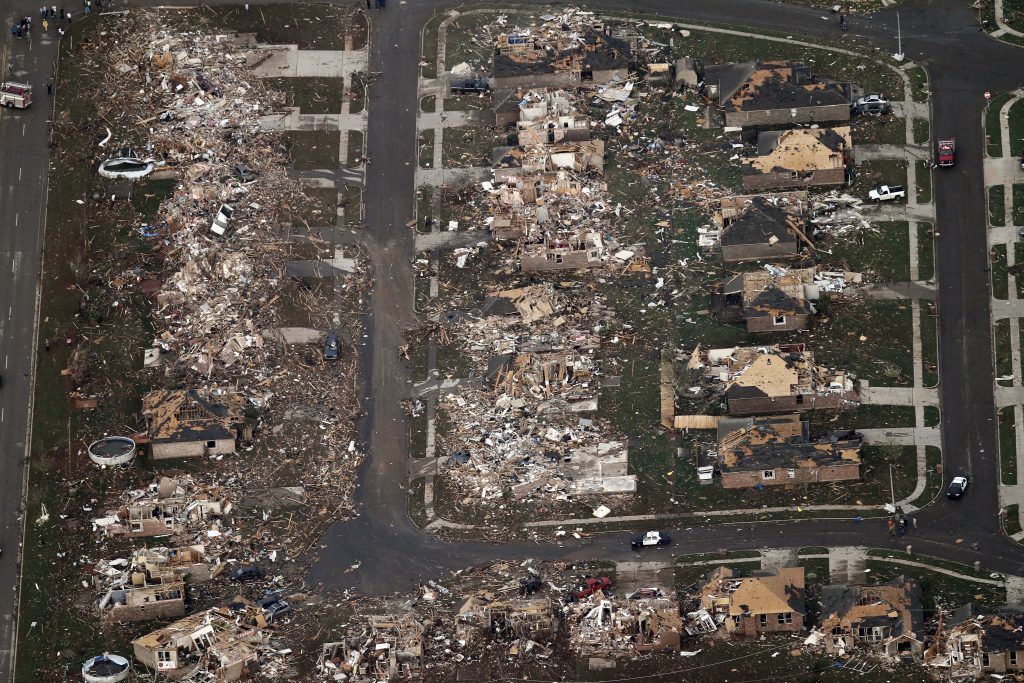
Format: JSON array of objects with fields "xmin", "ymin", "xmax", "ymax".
[
  {"xmin": 0, "ymin": 2, "xmax": 1019, "ymax": 676},
  {"xmin": 0, "ymin": 8, "xmax": 55, "ymax": 679}
]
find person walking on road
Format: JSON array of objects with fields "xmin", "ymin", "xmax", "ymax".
[
  {"xmin": 42, "ymin": 18, "xmax": 48, "ymax": 31},
  {"xmin": 47, "ymin": 81, "xmax": 52, "ymax": 94}
]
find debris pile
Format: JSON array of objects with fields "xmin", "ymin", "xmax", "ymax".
[
  {"xmin": 436, "ymin": 284, "xmax": 636, "ymax": 501},
  {"xmin": 564, "ymin": 587, "xmax": 681, "ymax": 656}
]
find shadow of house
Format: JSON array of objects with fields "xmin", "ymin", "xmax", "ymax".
[
  {"xmin": 742, "ymin": 127, "xmax": 851, "ymax": 191},
  {"xmin": 706, "ymin": 61, "xmax": 851, "ymax": 128},
  {"xmin": 142, "ymin": 389, "xmax": 244, "ymax": 460},
  {"xmin": 712, "ymin": 414, "xmax": 862, "ymax": 489},
  {"xmin": 820, "ymin": 576, "xmax": 924, "ymax": 660}
]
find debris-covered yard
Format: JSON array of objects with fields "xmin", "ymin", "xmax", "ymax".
[
  {"xmin": 412, "ymin": 7, "xmax": 931, "ymax": 529},
  {"xmin": 21, "ymin": 6, "xmax": 369, "ymax": 681}
]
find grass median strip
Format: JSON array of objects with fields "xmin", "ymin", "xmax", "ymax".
[
  {"xmin": 990, "ymin": 185, "xmax": 1007, "ymax": 226},
  {"xmin": 1000, "ymin": 406, "xmax": 1018, "ymax": 485}
]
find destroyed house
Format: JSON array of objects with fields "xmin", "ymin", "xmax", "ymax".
[
  {"xmin": 698, "ymin": 567, "xmax": 805, "ymax": 637},
  {"xmin": 365, "ymin": 615, "xmax": 424, "ymax": 681},
  {"xmin": 819, "ymin": 577, "xmax": 924, "ymax": 659},
  {"xmin": 713, "ymin": 269, "xmax": 813, "ymax": 333},
  {"xmin": 717, "ymin": 193, "xmax": 809, "ymax": 263},
  {"xmin": 457, "ymin": 595, "xmax": 558, "ymax": 643},
  {"xmin": 567, "ymin": 593, "xmax": 681, "ymax": 656},
  {"xmin": 493, "ymin": 140, "xmax": 605, "ymax": 181},
  {"xmin": 927, "ymin": 611, "xmax": 1024, "ymax": 674},
  {"xmin": 101, "ymin": 580, "xmax": 186, "ymax": 623},
  {"xmin": 493, "ymin": 29, "xmax": 632, "ymax": 90},
  {"xmin": 488, "ymin": 171, "xmax": 592, "ymax": 240},
  {"xmin": 132, "ymin": 607, "xmax": 265, "ymax": 681},
  {"xmin": 142, "ymin": 389, "xmax": 242, "ymax": 460},
  {"xmin": 742, "ymin": 127, "xmax": 851, "ymax": 191},
  {"xmin": 696, "ymin": 344, "xmax": 857, "ymax": 415},
  {"xmin": 515, "ymin": 89, "xmax": 591, "ymax": 145},
  {"xmin": 707, "ymin": 61, "xmax": 851, "ymax": 128},
  {"xmin": 103, "ymin": 477, "xmax": 224, "ymax": 539},
  {"xmin": 132, "ymin": 544, "xmax": 218, "ymax": 583},
  {"xmin": 714, "ymin": 414, "xmax": 861, "ymax": 488},
  {"xmin": 520, "ymin": 230, "xmax": 607, "ymax": 272}
]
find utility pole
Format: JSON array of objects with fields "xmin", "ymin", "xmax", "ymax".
[
  {"xmin": 893, "ymin": 12, "xmax": 905, "ymax": 61},
  {"xmin": 889, "ymin": 463, "xmax": 896, "ymax": 511}
]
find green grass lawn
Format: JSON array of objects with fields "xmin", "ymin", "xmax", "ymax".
[
  {"xmin": 987, "ymin": 92, "xmax": 1013, "ymax": 156},
  {"xmin": 912, "ymin": 118, "xmax": 930, "ymax": 145},
  {"xmin": 1000, "ymin": 406, "xmax": 1019, "ymax": 485},
  {"xmin": 912, "ymin": 446, "xmax": 943, "ymax": 508},
  {"xmin": 441, "ymin": 125, "xmax": 507, "ymax": 168},
  {"xmin": 864, "ymin": 558, "xmax": 1006, "ymax": 613},
  {"xmin": 420, "ymin": 12, "xmax": 445, "ymax": 79},
  {"xmin": 189, "ymin": 3, "xmax": 367, "ymax": 50},
  {"xmin": 346, "ymin": 130, "xmax": 364, "ymax": 168},
  {"xmin": 1005, "ymin": 503, "xmax": 1023, "ymax": 536},
  {"xmin": 419, "ymin": 129, "xmax": 435, "ymax": 168},
  {"xmin": 420, "ymin": 94, "xmax": 436, "ymax": 113},
  {"xmin": 924, "ymin": 407, "xmax": 940, "ymax": 428},
  {"xmin": 1016, "ymin": 243, "xmax": 1024, "ymax": 298},
  {"xmin": 917, "ymin": 223, "xmax": 934, "ymax": 281},
  {"xmin": 284, "ymin": 130, "xmax": 341, "ymax": 170},
  {"xmin": 907, "ymin": 65, "xmax": 929, "ymax": 103},
  {"xmin": 852, "ymin": 116, "xmax": 906, "ymax": 145},
  {"xmin": 264, "ymin": 76, "xmax": 346, "ymax": 115},
  {"xmin": 852, "ymin": 160, "xmax": 908, "ymax": 201},
  {"xmin": 991, "ymin": 185, "xmax": 1007, "ymax": 226},
  {"xmin": 915, "ymin": 161, "xmax": 932, "ymax": 204},
  {"xmin": 995, "ymin": 319, "xmax": 1013, "ymax": 386},
  {"xmin": 830, "ymin": 221, "xmax": 909, "ymax": 282},
  {"xmin": 993, "ymin": 244, "xmax": 1009, "ymax": 299},
  {"xmin": 921, "ymin": 300, "xmax": 938, "ymax": 387},
  {"xmin": 814, "ymin": 299, "xmax": 914, "ymax": 385},
  {"xmin": 1013, "ymin": 184, "xmax": 1024, "ymax": 224},
  {"xmin": 1009, "ymin": 100, "xmax": 1024, "ymax": 157}
]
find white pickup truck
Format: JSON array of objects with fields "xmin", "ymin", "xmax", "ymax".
[{"xmin": 868, "ymin": 184, "xmax": 906, "ymax": 201}]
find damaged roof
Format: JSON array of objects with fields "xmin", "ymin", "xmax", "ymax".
[
  {"xmin": 746, "ymin": 127, "xmax": 851, "ymax": 175},
  {"xmin": 719, "ymin": 195, "xmax": 805, "ymax": 248},
  {"xmin": 716, "ymin": 61, "xmax": 849, "ymax": 113},
  {"xmin": 493, "ymin": 30, "xmax": 632, "ymax": 79},
  {"xmin": 820, "ymin": 576, "xmax": 923, "ymax": 639},
  {"xmin": 142, "ymin": 389, "xmax": 243, "ymax": 444},
  {"xmin": 716, "ymin": 414, "xmax": 861, "ymax": 471},
  {"xmin": 700, "ymin": 566, "xmax": 805, "ymax": 617}
]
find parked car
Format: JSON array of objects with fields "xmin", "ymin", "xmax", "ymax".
[
  {"xmin": 947, "ymin": 475, "xmax": 969, "ymax": 499},
  {"xmin": 450, "ymin": 77, "xmax": 490, "ymax": 95},
  {"xmin": 257, "ymin": 595, "xmax": 291, "ymax": 622},
  {"xmin": 228, "ymin": 565, "xmax": 265, "ymax": 582},
  {"xmin": 868, "ymin": 184, "xmax": 906, "ymax": 201},
  {"xmin": 631, "ymin": 531, "xmax": 671, "ymax": 549},
  {"xmin": 571, "ymin": 576, "xmax": 612, "ymax": 600},
  {"xmin": 324, "ymin": 332, "xmax": 340, "ymax": 360},
  {"xmin": 852, "ymin": 93, "xmax": 890, "ymax": 115}
]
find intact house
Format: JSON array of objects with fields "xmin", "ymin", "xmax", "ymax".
[
  {"xmin": 709, "ymin": 414, "xmax": 861, "ymax": 489},
  {"xmin": 142, "ymin": 389, "xmax": 244, "ymax": 460},
  {"xmin": 705, "ymin": 61, "xmax": 851, "ymax": 128},
  {"xmin": 711, "ymin": 267, "xmax": 858, "ymax": 333},
  {"xmin": 925, "ymin": 608, "xmax": 1024, "ymax": 675},
  {"xmin": 493, "ymin": 29, "xmax": 631, "ymax": 90},
  {"xmin": 741, "ymin": 127, "xmax": 851, "ymax": 192},
  {"xmin": 715, "ymin": 192, "xmax": 810, "ymax": 263},
  {"xmin": 687, "ymin": 343, "xmax": 857, "ymax": 415},
  {"xmin": 818, "ymin": 576, "xmax": 924, "ymax": 659},
  {"xmin": 696, "ymin": 566, "xmax": 806, "ymax": 638},
  {"xmin": 133, "ymin": 607, "xmax": 268, "ymax": 681}
]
